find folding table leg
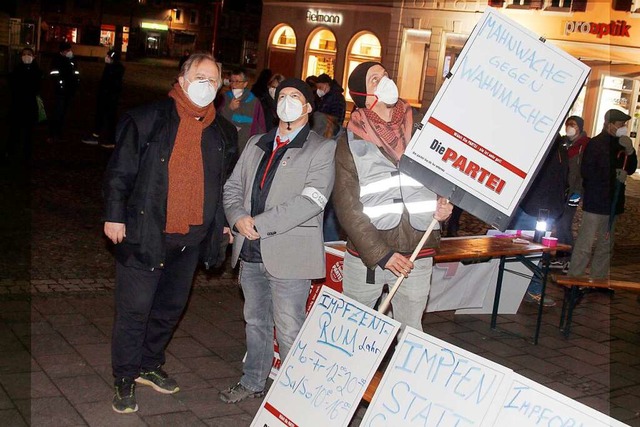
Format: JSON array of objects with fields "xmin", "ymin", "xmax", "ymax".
[
  {"xmin": 559, "ymin": 287, "xmax": 570, "ymax": 330},
  {"xmin": 563, "ymin": 286, "xmax": 579, "ymax": 338}
]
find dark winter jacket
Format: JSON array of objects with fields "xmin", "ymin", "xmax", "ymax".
[
  {"xmin": 10, "ymin": 61, "xmax": 42, "ymax": 124},
  {"xmin": 520, "ymin": 138, "xmax": 569, "ymax": 220},
  {"xmin": 98, "ymin": 61, "xmax": 125, "ymax": 99},
  {"xmin": 581, "ymin": 130, "xmax": 638, "ymax": 215},
  {"xmin": 50, "ymin": 54, "xmax": 79, "ymax": 96},
  {"xmin": 103, "ymin": 98, "xmax": 238, "ymax": 270},
  {"xmin": 317, "ymin": 84, "xmax": 346, "ymax": 127}
]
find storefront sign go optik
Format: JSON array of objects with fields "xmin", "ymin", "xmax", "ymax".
[{"xmin": 564, "ymin": 20, "xmax": 631, "ymax": 38}]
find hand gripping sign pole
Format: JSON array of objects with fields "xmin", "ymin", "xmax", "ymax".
[{"xmin": 377, "ymin": 216, "xmax": 440, "ymax": 314}]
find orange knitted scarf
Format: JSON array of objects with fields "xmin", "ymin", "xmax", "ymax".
[{"xmin": 165, "ymin": 83, "xmax": 216, "ymax": 234}]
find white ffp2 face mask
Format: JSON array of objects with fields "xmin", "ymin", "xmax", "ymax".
[
  {"xmin": 232, "ymin": 88, "xmax": 244, "ymax": 99},
  {"xmin": 616, "ymin": 126, "xmax": 628, "ymax": 137},
  {"xmin": 185, "ymin": 79, "xmax": 217, "ymax": 107},
  {"xmin": 277, "ymin": 95, "xmax": 304, "ymax": 123},
  {"xmin": 565, "ymin": 126, "xmax": 577, "ymax": 138},
  {"xmin": 22, "ymin": 55, "xmax": 33, "ymax": 65},
  {"xmin": 268, "ymin": 87, "xmax": 276, "ymax": 99},
  {"xmin": 374, "ymin": 76, "xmax": 399, "ymax": 105}
]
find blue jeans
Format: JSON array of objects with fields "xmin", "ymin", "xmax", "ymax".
[
  {"xmin": 239, "ymin": 261, "xmax": 311, "ymax": 392},
  {"xmin": 111, "ymin": 243, "xmax": 200, "ymax": 379},
  {"xmin": 509, "ymin": 208, "xmax": 555, "ymax": 295}
]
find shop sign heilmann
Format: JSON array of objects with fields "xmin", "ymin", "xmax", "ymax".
[
  {"xmin": 306, "ymin": 9, "xmax": 342, "ymax": 25},
  {"xmin": 564, "ymin": 20, "xmax": 631, "ymax": 38}
]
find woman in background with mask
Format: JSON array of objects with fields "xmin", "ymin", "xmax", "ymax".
[
  {"xmin": 551, "ymin": 115, "xmax": 590, "ymax": 271},
  {"xmin": 333, "ymin": 62, "xmax": 453, "ymax": 331},
  {"xmin": 7, "ymin": 47, "xmax": 42, "ymax": 161}
]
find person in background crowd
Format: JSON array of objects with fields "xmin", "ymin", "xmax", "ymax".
[
  {"xmin": 314, "ymin": 73, "xmax": 346, "ymax": 138},
  {"xmin": 82, "ymin": 50, "xmax": 125, "ymax": 148},
  {"xmin": 103, "ymin": 53, "xmax": 238, "ymax": 414},
  {"xmin": 214, "ymin": 70, "xmax": 231, "ymax": 110},
  {"xmin": 568, "ymin": 109, "xmax": 637, "ymax": 279},
  {"xmin": 334, "ymin": 62, "xmax": 452, "ymax": 331},
  {"xmin": 219, "ymin": 78, "xmax": 335, "ymax": 404},
  {"xmin": 551, "ymin": 115, "xmax": 590, "ymax": 271},
  {"xmin": 305, "ymin": 75, "xmax": 321, "ymax": 107},
  {"xmin": 178, "ymin": 49, "xmax": 191, "ymax": 70},
  {"xmin": 260, "ymin": 73, "xmax": 285, "ymax": 132},
  {"xmin": 509, "ymin": 135, "xmax": 569, "ymax": 306},
  {"xmin": 220, "ymin": 68, "xmax": 266, "ymax": 152},
  {"xmin": 7, "ymin": 47, "xmax": 42, "ymax": 160},
  {"xmin": 48, "ymin": 41, "xmax": 80, "ymax": 144},
  {"xmin": 250, "ymin": 68, "xmax": 272, "ymax": 100}
]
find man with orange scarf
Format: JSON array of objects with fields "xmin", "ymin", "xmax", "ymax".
[
  {"xmin": 334, "ymin": 62, "xmax": 453, "ymax": 331},
  {"xmin": 103, "ymin": 53, "xmax": 238, "ymax": 414}
]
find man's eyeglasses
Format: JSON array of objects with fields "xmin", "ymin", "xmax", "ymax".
[
  {"xmin": 193, "ymin": 76, "xmax": 218, "ymax": 86},
  {"xmin": 229, "ymin": 79, "xmax": 247, "ymax": 84}
]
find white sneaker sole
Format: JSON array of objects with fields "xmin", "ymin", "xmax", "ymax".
[
  {"xmin": 135, "ymin": 377, "xmax": 179, "ymax": 394},
  {"xmin": 112, "ymin": 403, "xmax": 138, "ymax": 413}
]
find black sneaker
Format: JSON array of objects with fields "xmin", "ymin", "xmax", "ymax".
[
  {"xmin": 136, "ymin": 367, "xmax": 179, "ymax": 394},
  {"xmin": 219, "ymin": 382, "xmax": 265, "ymax": 403},
  {"xmin": 81, "ymin": 134, "xmax": 100, "ymax": 145},
  {"xmin": 112, "ymin": 377, "xmax": 138, "ymax": 414},
  {"xmin": 523, "ymin": 291, "xmax": 556, "ymax": 307}
]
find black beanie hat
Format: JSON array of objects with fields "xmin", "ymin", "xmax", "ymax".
[
  {"xmin": 348, "ymin": 61, "xmax": 382, "ymax": 108},
  {"xmin": 566, "ymin": 115, "xmax": 584, "ymax": 132},
  {"xmin": 275, "ymin": 78, "xmax": 314, "ymax": 111}
]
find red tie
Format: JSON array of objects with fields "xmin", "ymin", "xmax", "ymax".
[{"xmin": 260, "ymin": 136, "xmax": 289, "ymax": 188}]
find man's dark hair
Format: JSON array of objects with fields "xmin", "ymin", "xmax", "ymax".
[{"xmin": 230, "ymin": 68, "xmax": 247, "ymax": 81}]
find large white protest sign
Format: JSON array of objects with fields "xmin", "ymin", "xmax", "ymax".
[
  {"xmin": 361, "ymin": 327, "xmax": 512, "ymax": 427},
  {"xmin": 252, "ymin": 287, "xmax": 400, "ymax": 427},
  {"xmin": 491, "ymin": 373, "xmax": 630, "ymax": 427},
  {"xmin": 400, "ymin": 8, "xmax": 590, "ymax": 230}
]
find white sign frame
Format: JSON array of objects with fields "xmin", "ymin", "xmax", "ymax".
[
  {"xmin": 251, "ymin": 287, "xmax": 400, "ymax": 427},
  {"xmin": 400, "ymin": 8, "xmax": 590, "ymax": 230},
  {"xmin": 361, "ymin": 327, "xmax": 513, "ymax": 427},
  {"xmin": 490, "ymin": 373, "xmax": 630, "ymax": 427}
]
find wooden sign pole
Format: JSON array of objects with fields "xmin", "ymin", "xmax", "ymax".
[{"xmin": 377, "ymin": 217, "xmax": 439, "ymax": 314}]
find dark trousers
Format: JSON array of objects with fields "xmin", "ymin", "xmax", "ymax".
[
  {"xmin": 111, "ymin": 242, "xmax": 200, "ymax": 379},
  {"xmin": 93, "ymin": 95, "xmax": 119, "ymax": 143},
  {"xmin": 49, "ymin": 93, "xmax": 72, "ymax": 139}
]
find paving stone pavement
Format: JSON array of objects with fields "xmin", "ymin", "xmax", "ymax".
[{"xmin": 1, "ymin": 58, "xmax": 639, "ymax": 426}]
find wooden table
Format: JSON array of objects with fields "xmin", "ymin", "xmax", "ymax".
[
  {"xmin": 326, "ymin": 235, "xmax": 570, "ymax": 344},
  {"xmin": 435, "ymin": 235, "xmax": 571, "ymax": 344}
]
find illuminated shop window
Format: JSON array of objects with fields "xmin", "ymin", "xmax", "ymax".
[
  {"xmin": 271, "ymin": 25, "xmax": 296, "ymax": 48},
  {"xmin": 304, "ymin": 28, "xmax": 337, "ymax": 79},
  {"xmin": 397, "ymin": 29, "xmax": 431, "ymax": 106},
  {"xmin": 442, "ymin": 32, "xmax": 467, "ymax": 78},
  {"xmin": 344, "ymin": 32, "xmax": 382, "ymax": 102},
  {"xmin": 268, "ymin": 24, "xmax": 297, "ymax": 77},
  {"xmin": 595, "ymin": 76, "xmax": 634, "ymax": 133}
]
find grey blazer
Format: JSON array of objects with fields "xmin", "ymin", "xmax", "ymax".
[{"xmin": 223, "ymin": 125, "xmax": 336, "ymax": 279}]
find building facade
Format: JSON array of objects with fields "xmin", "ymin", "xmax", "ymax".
[
  {"xmin": 12, "ymin": 0, "xmax": 261, "ymax": 67},
  {"xmin": 259, "ymin": 0, "xmax": 640, "ymax": 148}
]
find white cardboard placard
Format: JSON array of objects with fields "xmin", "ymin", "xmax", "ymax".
[
  {"xmin": 402, "ymin": 8, "xmax": 590, "ymax": 228},
  {"xmin": 251, "ymin": 287, "xmax": 400, "ymax": 427},
  {"xmin": 490, "ymin": 373, "xmax": 630, "ymax": 427},
  {"xmin": 361, "ymin": 327, "xmax": 512, "ymax": 426}
]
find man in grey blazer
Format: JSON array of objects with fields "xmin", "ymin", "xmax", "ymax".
[{"xmin": 219, "ymin": 78, "xmax": 336, "ymax": 403}]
